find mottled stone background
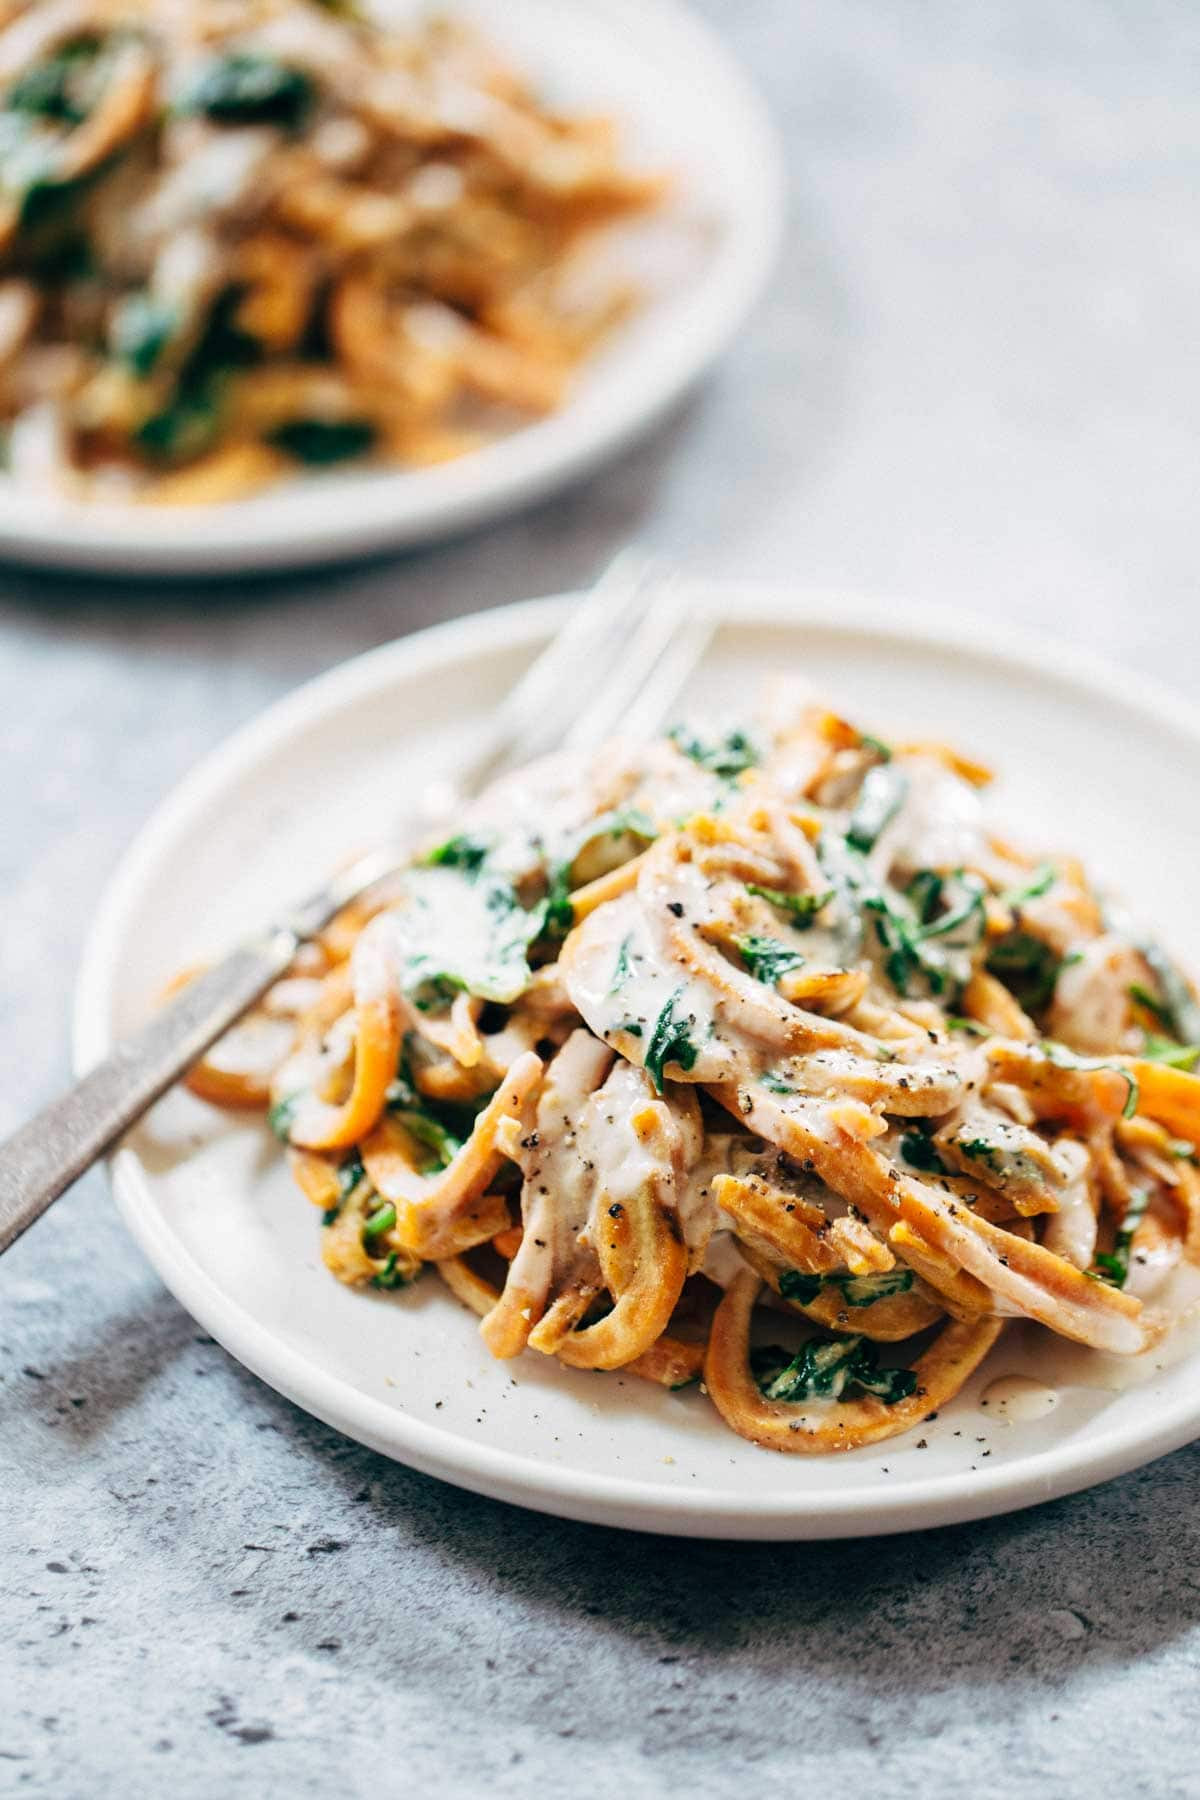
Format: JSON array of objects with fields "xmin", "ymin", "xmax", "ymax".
[{"xmin": 4, "ymin": 3, "xmax": 1200, "ymax": 1793}]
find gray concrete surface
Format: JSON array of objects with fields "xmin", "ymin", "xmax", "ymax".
[{"xmin": 4, "ymin": 2, "xmax": 1200, "ymax": 1793}]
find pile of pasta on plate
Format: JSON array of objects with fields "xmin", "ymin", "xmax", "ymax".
[
  {"xmin": 184, "ymin": 693, "xmax": 1200, "ymax": 1454},
  {"xmin": 0, "ymin": 0, "xmax": 660, "ymax": 502}
]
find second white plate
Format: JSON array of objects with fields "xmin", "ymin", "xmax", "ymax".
[
  {"xmin": 75, "ymin": 588, "xmax": 1200, "ymax": 1536},
  {"xmin": 0, "ymin": 0, "xmax": 781, "ymax": 574}
]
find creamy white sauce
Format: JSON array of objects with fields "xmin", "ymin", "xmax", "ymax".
[
  {"xmin": 362, "ymin": 862, "xmax": 536, "ymax": 1006},
  {"xmin": 272, "ymin": 703, "xmax": 1199, "ymax": 1388},
  {"xmin": 701, "ymin": 1228, "xmax": 751, "ymax": 1290},
  {"xmin": 1001, "ymin": 1259, "xmax": 1200, "ymax": 1393},
  {"xmin": 673, "ymin": 1140, "xmax": 732, "ymax": 1266},
  {"xmin": 566, "ymin": 889, "xmax": 727, "ymax": 1081},
  {"xmin": 151, "ymin": 226, "xmax": 217, "ymax": 313},
  {"xmin": 239, "ymin": 10, "xmax": 359, "ymax": 79},
  {"xmin": 143, "ymin": 128, "xmax": 276, "ymax": 236},
  {"xmin": 506, "ymin": 1032, "xmax": 705, "ymax": 1307},
  {"xmin": 201, "ymin": 1011, "xmax": 296, "ymax": 1081},
  {"xmin": 273, "ymin": 1008, "xmax": 356, "ymax": 1114},
  {"xmin": 507, "ymin": 1031, "xmax": 612, "ymax": 1306},
  {"xmin": 981, "ymin": 1374, "xmax": 1061, "ymax": 1422},
  {"xmin": 261, "ymin": 977, "xmax": 325, "ymax": 1019},
  {"xmin": 407, "ymin": 161, "xmax": 465, "ymax": 211},
  {"xmin": 0, "ymin": 279, "xmax": 35, "ymax": 365},
  {"xmin": 872, "ymin": 757, "xmax": 985, "ymax": 879},
  {"xmin": 452, "ymin": 737, "xmax": 721, "ymax": 893},
  {"xmin": 1040, "ymin": 1165, "xmax": 1097, "ymax": 1269},
  {"xmin": 310, "ymin": 115, "xmax": 371, "ymax": 171},
  {"xmin": 7, "ymin": 401, "xmax": 72, "ymax": 495},
  {"xmin": 1049, "ymin": 933, "xmax": 1144, "ymax": 1054},
  {"xmin": 939, "ymin": 1099, "xmax": 1077, "ymax": 1202},
  {"xmin": 1123, "ymin": 1225, "xmax": 1182, "ymax": 1303},
  {"xmin": 0, "ymin": 0, "xmax": 83, "ymax": 80}
]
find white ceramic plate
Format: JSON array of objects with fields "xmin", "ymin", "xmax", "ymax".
[
  {"xmin": 0, "ymin": 0, "xmax": 781, "ymax": 575},
  {"xmin": 75, "ymin": 590, "xmax": 1200, "ymax": 1537}
]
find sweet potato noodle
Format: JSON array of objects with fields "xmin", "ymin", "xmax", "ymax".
[
  {"xmin": 0, "ymin": 0, "xmax": 660, "ymax": 502},
  {"xmin": 184, "ymin": 693, "xmax": 1200, "ymax": 1453}
]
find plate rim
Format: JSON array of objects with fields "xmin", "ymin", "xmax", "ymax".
[
  {"xmin": 74, "ymin": 587, "xmax": 1200, "ymax": 1538},
  {"xmin": 0, "ymin": 0, "xmax": 783, "ymax": 576}
]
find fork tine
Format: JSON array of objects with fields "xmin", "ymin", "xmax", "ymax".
[
  {"xmin": 620, "ymin": 605, "xmax": 714, "ymax": 745},
  {"xmin": 456, "ymin": 547, "xmax": 664, "ymax": 789},
  {"xmin": 561, "ymin": 576, "xmax": 713, "ymax": 752}
]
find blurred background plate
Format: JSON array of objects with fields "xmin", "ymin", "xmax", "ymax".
[
  {"xmin": 0, "ymin": 0, "xmax": 782, "ymax": 576},
  {"xmin": 73, "ymin": 588, "xmax": 1200, "ymax": 1538}
]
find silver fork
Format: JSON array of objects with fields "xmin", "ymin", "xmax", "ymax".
[{"xmin": 0, "ymin": 551, "xmax": 713, "ymax": 1257}]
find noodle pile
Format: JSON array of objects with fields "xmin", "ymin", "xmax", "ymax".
[
  {"xmin": 0, "ymin": 0, "xmax": 659, "ymax": 502},
  {"xmin": 186, "ymin": 695, "xmax": 1200, "ymax": 1453}
]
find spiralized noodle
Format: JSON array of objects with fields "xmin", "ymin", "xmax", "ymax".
[
  {"xmin": 0, "ymin": 0, "xmax": 660, "ymax": 500},
  {"xmin": 183, "ymin": 693, "xmax": 1200, "ymax": 1453}
]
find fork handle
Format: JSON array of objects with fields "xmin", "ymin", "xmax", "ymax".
[{"xmin": 0, "ymin": 930, "xmax": 298, "ymax": 1257}]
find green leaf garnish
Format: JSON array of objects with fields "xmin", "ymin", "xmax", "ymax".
[
  {"xmin": 643, "ymin": 988, "xmax": 700, "ymax": 1094},
  {"xmin": 1000, "ymin": 864, "xmax": 1057, "ymax": 907},
  {"xmin": 985, "ymin": 932, "xmax": 1060, "ymax": 1012},
  {"xmin": 758, "ymin": 1336, "xmax": 863, "ymax": 1401},
  {"xmin": 821, "ymin": 840, "xmax": 976, "ymax": 1001},
  {"xmin": 746, "ymin": 884, "xmax": 832, "ymax": 926},
  {"xmin": 1041, "ymin": 1040, "xmax": 1140, "ymax": 1119},
  {"xmin": 917, "ymin": 872, "xmax": 986, "ymax": 945},
  {"xmin": 845, "ymin": 766, "xmax": 909, "ymax": 853},
  {"xmin": 905, "ymin": 869, "xmax": 943, "ymax": 925},
  {"xmin": 1130, "ymin": 984, "xmax": 1173, "ymax": 1030},
  {"xmin": 391, "ymin": 1109, "xmax": 460, "ymax": 1173},
  {"xmin": 735, "ymin": 934, "xmax": 806, "ymax": 986},
  {"xmin": 1135, "ymin": 942, "xmax": 1200, "ymax": 1045},
  {"xmin": 135, "ymin": 391, "xmax": 221, "ymax": 462},
  {"xmin": 609, "ymin": 934, "xmax": 634, "ymax": 994},
  {"xmin": 863, "ymin": 891, "xmax": 947, "ymax": 997},
  {"xmin": 541, "ymin": 806, "xmax": 657, "ymax": 939},
  {"xmin": 668, "ymin": 724, "xmax": 760, "ymax": 778},
  {"xmin": 1141, "ymin": 1036, "xmax": 1200, "ymax": 1073},
  {"xmin": 270, "ymin": 418, "xmax": 375, "ymax": 465},
  {"xmin": 1091, "ymin": 1187, "xmax": 1150, "ymax": 1288},
  {"xmin": 180, "ymin": 53, "xmax": 314, "ymax": 129},
  {"xmin": 362, "ymin": 1201, "xmax": 396, "ymax": 1242},
  {"xmin": 899, "ymin": 1131, "xmax": 948, "ymax": 1174},
  {"xmin": 776, "ymin": 1269, "xmax": 821, "ymax": 1305},
  {"xmin": 7, "ymin": 37, "xmax": 102, "ymax": 124},
  {"xmin": 384, "ymin": 1062, "xmax": 466, "ymax": 1173},
  {"xmin": 267, "ymin": 1093, "xmax": 300, "ymax": 1142},
  {"xmin": 754, "ymin": 1334, "xmax": 917, "ymax": 1405},
  {"xmin": 839, "ymin": 1269, "xmax": 914, "ymax": 1306},
  {"xmin": 957, "ymin": 1136, "xmax": 999, "ymax": 1166},
  {"xmin": 337, "ymin": 1154, "xmax": 366, "ymax": 1203},
  {"xmin": 371, "ymin": 1253, "xmax": 411, "ymax": 1291},
  {"xmin": 420, "ymin": 833, "xmax": 491, "ymax": 873},
  {"xmin": 542, "ymin": 885, "xmax": 575, "ymax": 937},
  {"xmin": 601, "ymin": 805, "xmax": 657, "ymax": 842},
  {"xmin": 110, "ymin": 293, "xmax": 177, "ymax": 379},
  {"xmin": 945, "ymin": 1015, "xmax": 989, "ymax": 1036},
  {"xmin": 133, "ymin": 288, "xmax": 261, "ymax": 465},
  {"xmin": 385, "ymin": 1051, "xmax": 478, "ymax": 1159},
  {"xmin": 851, "ymin": 1356, "xmax": 920, "ymax": 1404},
  {"xmin": 779, "ymin": 1267, "xmax": 914, "ymax": 1308},
  {"xmin": 757, "ymin": 1069, "xmax": 795, "ymax": 1095}
]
